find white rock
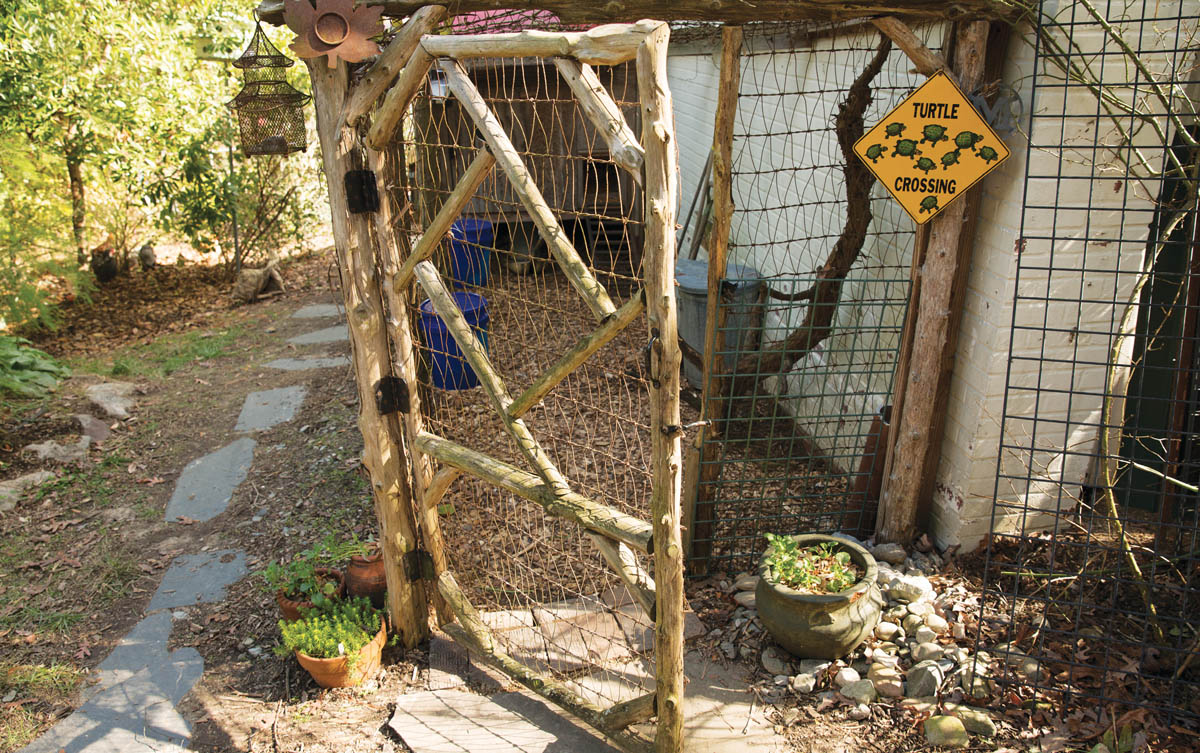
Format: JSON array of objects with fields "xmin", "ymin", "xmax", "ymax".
[
  {"xmin": 721, "ymin": 641, "xmax": 736, "ymax": 659},
  {"xmin": 834, "ymin": 667, "xmax": 861, "ymax": 687},
  {"xmin": 949, "ymin": 704, "xmax": 997, "ymax": 737},
  {"xmin": 839, "ymin": 679, "xmax": 877, "ymax": 705},
  {"xmin": 86, "ymin": 381, "xmax": 138, "ymax": 419},
  {"xmin": 0, "ymin": 470, "xmax": 56, "ymax": 512},
  {"xmin": 774, "ymin": 674, "xmax": 789, "ymax": 685},
  {"xmin": 798, "ymin": 659, "xmax": 831, "ymax": 675},
  {"xmin": 790, "ymin": 673, "xmax": 817, "ymax": 694},
  {"xmin": 75, "ymin": 414, "xmax": 112, "ymax": 444},
  {"xmin": 848, "ymin": 703, "xmax": 871, "ymax": 720},
  {"xmin": 871, "ymin": 542, "xmax": 907, "ymax": 565},
  {"xmin": 913, "ymin": 642, "xmax": 945, "ymax": 662},
  {"xmin": 874, "ymin": 676, "xmax": 904, "ymax": 698},
  {"xmin": 952, "ymin": 621, "xmax": 967, "ymax": 640},
  {"xmin": 734, "ymin": 573, "xmax": 760, "ymax": 592},
  {"xmin": 906, "ymin": 600, "xmax": 933, "ymax": 617},
  {"xmin": 907, "ymin": 660, "xmax": 944, "ymax": 697},
  {"xmin": 733, "ymin": 591, "xmax": 757, "ymax": 609},
  {"xmin": 875, "ymin": 621, "xmax": 900, "ymax": 640},
  {"xmin": 24, "ymin": 436, "xmax": 90, "ymax": 464},
  {"xmin": 925, "ymin": 614, "xmax": 949, "ymax": 634},
  {"xmin": 914, "ymin": 625, "xmax": 938, "ymax": 645},
  {"xmin": 887, "ymin": 574, "xmax": 933, "ymax": 603},
  {"xmin": 761, "ymin": 647, "xmax": 790, "ymax": 676},
  {"xmin": 902, "ymin": 614, "xmax": 924, "ymax": 634}
]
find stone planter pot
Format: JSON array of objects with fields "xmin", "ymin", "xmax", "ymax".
[
  {"xmin": 755, "ymin": 534, "xmax": 884, "ymax": 660},
  {"xmin": 295, "ymin": 623, "xmax": 386, "ymax": 688},
  {"xmin": 276, "ymin": 568, "xmax": 345, "ymax": 622}
]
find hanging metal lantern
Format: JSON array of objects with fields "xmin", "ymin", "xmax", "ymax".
[
  {"xmin": 226, "ymin": 21, "xmax": 310, "ymax": 156},
  {"xmin": 226, "ymin": 81, "xmax": 311, "ymax": 156}
]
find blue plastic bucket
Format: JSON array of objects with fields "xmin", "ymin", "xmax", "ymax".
[
  {"xmin": 419, "ymin": 292, "xmax": 490, "ymax": 390},
  {"xmin": 449, "ymin": 218, "xmax": 494, "ymax": 287}
]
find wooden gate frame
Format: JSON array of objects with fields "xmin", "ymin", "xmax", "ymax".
[{"xmin": 302, "ymin": 10, "xmax": 683, "ymax": 753}]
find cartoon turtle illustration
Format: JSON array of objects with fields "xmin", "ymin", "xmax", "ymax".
[
  {"xmin": 954, "ymin": 131, "xmax": 984, "ymax": 151},
  {"xmin": 892, "ymin": 139, "xmax": 921, "ymax": 158},
  {"xmin": 918, "ymin": 195, "xmax": 940, "ymax": 214},
  {"xmin": 978, "ymin": 145, "xmax": 1000, "ymax": 163},
  {"xmin": 921, "ymin": 124, "xmax": 948, "ymax": 145},
  {"xmin": 940, "ymin": 150, "xmax": 961, "ymax": 169},
  {"xmin": 863, "ymin": 143, "xmax": 887, "ymax": 163},
  {"xmin": 884, "ymin": 122, "xmax": 906, "ymax": 138},
  {"xmin": 914, "ymin": 157, "xmax": 936, "ymax": 174}
]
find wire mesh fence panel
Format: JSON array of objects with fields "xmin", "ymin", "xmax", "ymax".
[
  {"xmin": 979, "ymin": 0, "xmax": 1200, "ymax": 726},
  {"xmin": 383, "ymin": 20, "xmax": 665, "ymax": 748},
  {"xmin": 679, "ymin": 25, "xmax": 935, "ymax": 573}
]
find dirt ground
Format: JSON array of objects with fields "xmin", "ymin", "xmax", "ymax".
[{"xmin": 1, "ymin": 252, "xmax": 1193, "ymax": 753}]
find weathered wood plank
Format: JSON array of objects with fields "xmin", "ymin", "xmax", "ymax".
[{"xmin": 553, "ymin": 57, "xmax": 645, "ymax": 185}]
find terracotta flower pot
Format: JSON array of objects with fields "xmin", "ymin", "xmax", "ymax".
[
  {"xmin": 295, "ymin": 623, "xmax": 386, "ymax": 688},
  {"xmin": 755, "ymin": 534, "xmax": 884, "ymax": 660},
  {"xmin": 276, "ymin": 568, "xmax": 345, "ymax": 622},
  {"xmin": 345, "ymin": 545, "xmax": 387, "ymax": 609}
]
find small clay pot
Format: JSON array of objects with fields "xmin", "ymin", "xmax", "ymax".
[
  {"xmin": 755, "ymin": 534, "xmax": 883, "ymax": 660},
  {"xmin": 295, "ymin": 623, "xmax": 386, "ymax": 688},
  {"xmin": 276, "ymin": 568, "xmax": 345, "ymax": 622},
  {"xmin": 344, "ymin": 544, "xmax": 387, "ymax": 609}
]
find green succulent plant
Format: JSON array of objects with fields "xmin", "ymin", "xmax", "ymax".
[
  {"xmin": 762, "ymin": 535, "xmax": 861, "ymax": 594},
  {"xmin": 275, "ymin": 597, "xmax": 383, "ymax": 668}
]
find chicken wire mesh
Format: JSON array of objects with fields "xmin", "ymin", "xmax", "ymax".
[
  {"xmin": 681, "ymin": 25, "xmax": 929, "ymax": 573},
  {"xmin": 382, "ymin": 28, "xmax": 660, "ymax": 729},
  {"xmin": 978, "ymin": 0, "xmax": 1200, "ymax": 728}
]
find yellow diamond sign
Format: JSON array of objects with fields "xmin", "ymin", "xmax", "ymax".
[{"xmin": 853, "ymin": 71, "xmax": 1009, "ymax": 224}]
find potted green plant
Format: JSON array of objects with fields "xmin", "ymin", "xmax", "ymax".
[
  {"xmin": 276, "ymin": 597, "xmax": 387, "ymax": 688},
  {"xmin": 261, "ymin": 545, "xmax": 346, "ymax": 621},
  {"xmin": 755, "ymin": 533, "xmax": 883, "ymax": 660},
  {"xmin": 342, "ymin": 537, "xmax": 386, "ymax": 610}
]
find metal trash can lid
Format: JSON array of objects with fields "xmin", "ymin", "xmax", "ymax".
[{"xmin": 674, "ymin": 258, "xmax": 761, "ymax": 296}]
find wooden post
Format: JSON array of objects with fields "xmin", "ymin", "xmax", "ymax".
[
  {"xmin": 438, "ymin": 59, "xmax": 618, "ymax": 321},
  {"xmin": 638, "ymin": 22, "xmax": 684, "ymax": 753},
  {"xmin": 307, "ymin": 59, "xmax": 429, "ymax": 647},
  {"xmin": 342, "ymin": 4, "xmax": 446, "ymax": 128},
  {"xmin": 413, "ymin": 261, "xmax": 574, "ymax": 496},
  {"xmin": 553, "ymin": 57, "xmax": 645, "ymax": 185},
  {"xmin": 686, "ymin": 25, "xmax": 741, "ymax": 572},
  {"xmin": 371, "ymin": 143, "xmax": 451, "ymax": 624},
  {"xmin": 875, "ymin": 20, "xmax": 994, "ymax": 545},
  {"xmin": 415, "ymin": 431, "xmax": 653, "ymax": 553}
]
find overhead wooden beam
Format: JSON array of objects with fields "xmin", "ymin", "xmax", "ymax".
[
  {"xmin": 258, "ymin": 0, "xmax": 1014, "ymax": 27},
  {"xmin": 421, "ymin": 20, "xmax": 659, "ymax": 66},
  {"xmin": 367, "ymin": 46, "xmax": 435, "ymax": 150},
  {"xmin": 439, "ymin": 59, "xmax": 618, "ymax": 321},
  {"xmin": 553, "ymin": 57, "xmax": 645, "ymax": 186},
  {"xmin": 415, "ymin": 431, "xmax": 654, "ymax": 553},
  {"xmin": 637, "ymin": 21, "xmax": 686, "ymax": 753},
  {"xmin": 876, "ymin": 19, "xmax": 999, "ymax": 545},
  {"xmin": 393, "ymin": 146, "xmax": 496, "ymax": 291},
  {"xmin": 342, "ymin": 5, "xmax": 446, "ymax": 128}
]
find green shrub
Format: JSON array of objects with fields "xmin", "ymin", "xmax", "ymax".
[
  {"xmin": 275, "ymin": 597, "xmax": 382, "ymax": 666},
  {"xmin": 260, "ymin": 549, "xmax": 339, "ymax": 607},
  {"xmin": 762, "ymin": 535, "xmax": 861, "ymax": 594},
  {"xmin": 0, "ymin": 336, "xmax": 70, "ymax": 398}
]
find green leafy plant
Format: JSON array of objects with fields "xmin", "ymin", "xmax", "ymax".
[
  {"xmin": 763, "ymin": 535, "xmax": 861, "ymax": 594},
  {"xmin": 260, "ymin": 545, "xmax": 339, "ymax": 607},
  {"xmin": 0, "ymin": 336, "xmax": 70, "ymax": 398},
  {"xmin": 274, "ymin": 597, "xmax": 382, "ymax": 668}
]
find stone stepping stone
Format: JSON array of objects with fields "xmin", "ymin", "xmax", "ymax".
[
  {"xmin": 291, "ymin": 303, "xmax": 342, "ymax": 319},
  {"xmin": 265, "ymin": 355, "xmax": 350, "ymax": 371},
  {"xmin": 146, "ymin": 550, "xmax": 247, "ymax": 612},
  {"xmin": 165, "ymin": 438, "xmax": 255, "ymax": 522},
  {"xmin": 234, "ymin": 386, "xmax": 306, "ymax": 433},
  {"xmin": 428, "ymin": 633, "xmax": 504, "ymax": 692},
  {"xmin": 388, "ymin": 689, "xmax": 621, "ymax": 753},
  {"xmin": 288, "ymin": 325, "xmax": 348, "ymax": 345}
]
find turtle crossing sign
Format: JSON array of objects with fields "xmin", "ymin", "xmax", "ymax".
[{"xmin": 853, "ymin": 71, "xmax": 1010, "ymax": 224}]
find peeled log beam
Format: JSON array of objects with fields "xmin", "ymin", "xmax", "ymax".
[
  {"xmin": 600, "ymin": 692, "xmax": 658, "ymax": 731},
  {"xmin": 422, "ymin": 20, "xmax": 659, "ymax": 66},
  {"xmin": 343, "ymin": 5, "xmax": 445, "ymax": 127},
  {"xmin": 439, "ymin": 58, "xmax": 617, "ymax": 321},
  {"xmin": 367, "ymin": 46, "xmax": 435, "ymax": 150},
  {"xmin": 553, "ymin": 57, "xmax": 644, "ymax": 185},
  {"xmin": 394, "ymin": 147, "xmax": 496, "ymax": 291},
  {"xmin": 871, "ymin": 16, "xmax": 954, "ymax": 80},
  {"xmin": 588, "ymin": 533, "xmax": 656, "ymax": 618},
  {"xmin": 257, "ymin": 0, "xmax": 1012, "ymax": 27},
  {"xmin": 415, "ymin": 431, "xmax": 654, "ymax": 553}
]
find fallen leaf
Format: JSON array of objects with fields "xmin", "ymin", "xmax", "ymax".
[
  {"xmin": 175, "ymin": 516, "xmax": 198, "ymax": 525},
  {"xmin": 137, "ymin": 477, "xmax": 166, "ymax": 485},
  {"xmin": 195, "ymin": 378, "xmax": 210, "ymax": 385},
  {"xmin": 74, "ymin": 644, "xmax": 91, "ymax": 660}
]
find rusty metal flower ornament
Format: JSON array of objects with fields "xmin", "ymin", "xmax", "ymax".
[{"xmin": 283, "ymin": 0, "xmax": 383, "ymax": 68}]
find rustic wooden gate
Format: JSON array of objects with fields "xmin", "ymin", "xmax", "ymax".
[{"xmin": 305, "ymin": 11, "xmax": 683, "ymax": 753}]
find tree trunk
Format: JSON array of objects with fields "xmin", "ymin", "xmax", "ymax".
[{"xmin": 66, "ymin": 147, "xmax": 86, "ymax": 265}]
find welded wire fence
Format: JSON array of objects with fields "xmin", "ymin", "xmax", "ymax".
[
  {"xmin": 979, "ymin": 0, "xmax": 1200, "ymax": 728},
  {"xmin": 679, "ymin": 25, "xmax": 931, "ymax": 573},
  {"xmin": 384, "ymin": 16, "xmax": 658, "ymax": 725}
]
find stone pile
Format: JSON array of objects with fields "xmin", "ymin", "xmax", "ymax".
[{"xmin": 719, "ymin": 536, "xmax": 1005, "ymax": 748}]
